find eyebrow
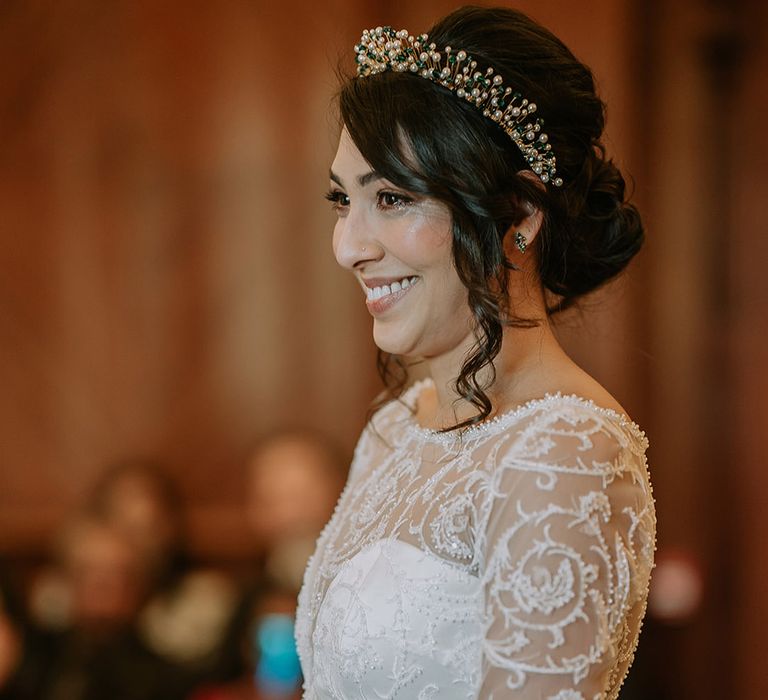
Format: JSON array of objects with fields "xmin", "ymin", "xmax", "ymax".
[{"xmin": 329, "ymin": 169, "xmax": 383, "ymax": 188}]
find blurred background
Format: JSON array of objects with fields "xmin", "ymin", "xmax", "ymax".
[{"xmin": 0, "ymin": 0, "xmax": 765, "ymax": 698}]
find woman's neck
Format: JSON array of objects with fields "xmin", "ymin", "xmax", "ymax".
[
  {"xmin": 415, "ymin": 263, "xmax": 581, "ymax": 430},
  {"xmin": 417, "ymin": 318, "xmax": 571, "ymax": 430}
]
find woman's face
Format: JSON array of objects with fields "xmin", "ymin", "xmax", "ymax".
[{"xmin": 329, "ymin": 129, "xmax": 475, "ymax": 358}]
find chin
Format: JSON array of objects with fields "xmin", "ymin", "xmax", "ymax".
[
  {"xmin": 372, "ymin": 322, "xmax": 421, "ymax": 358},
  {"xmin": 372, "ymin": 316, "xmax": 475, "ymax": 361}
]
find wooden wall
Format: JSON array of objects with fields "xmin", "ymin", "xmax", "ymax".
[
  {"xmin": 0, "ymin": 0, "xmax": 766, "ymax": 696},
  {"xmin": 0, "ymin": 0, "xmax": 384, "ymax": 556},
  {"xmin": 729, "ymin": 1, "xmax": 768, "ymax": 696}
]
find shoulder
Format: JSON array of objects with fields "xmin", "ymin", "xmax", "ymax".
[
  {"xmin": 480, "ymin": 394, "xmax": 655, "ymax": 570},
  {"xmin": 477, "ymin": 394, "xmax": 654, "ymax": 537},
  {"xmin": 487, "ymin": 355, "xmax": 634, "ymax": 443},
  {"xmin": 476, "ymin": 392, "xmax": 648, "ymax": 471},
  {"xmin": 511, "ymin": 393, "xmax": 647, "ymax": 458}
]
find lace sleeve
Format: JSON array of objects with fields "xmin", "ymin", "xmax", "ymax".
[{"xmin": 477, "ymin": 407, "xmax": 655, "ymax": 700}]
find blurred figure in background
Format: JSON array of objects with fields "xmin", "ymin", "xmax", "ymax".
[
  {"xmin": 87, "ymin": 461, "xmax": 187, "ymax": 596},
  {"xmin": 245, "ymin": 431, "xmax": 345, "ymax": 594},
  {"xmin": 91, "ymin": 461, "xmax": 239, "ymax": 693},
  {"xmin": 621, "ymin": 548, "xmax": 705, "ymax": 699},
  {"xmin": 29, "ymin": 514, "xmax": 184, "ymax": 700},
  {"xmin": 0, "ymin": 561, "xmax": 37, "ymax": 698},
  {"xmin": 57, "ymin": 515, "xmax": 147, "ymax": 639},
  {"xmin": 0, "ymin": 600, "xmax": 21, "ymax": 698},
  {"xmin": 29, "ymin": 460, "xmax": 240, "ymax": 699},
  {"xmin": 194, "ymin": 430, "xmax": 345, "ymax": 700},
  {"xmin": 0, "ymin": 566, "xmax": 22, "ymax": 695},
  {"xmin": 89, "ymin": 460, "xmax": 239, "ymax": 685},
  {"xmin": 31, "ymin": 461, "xmax": 189, "ymax": 634}
]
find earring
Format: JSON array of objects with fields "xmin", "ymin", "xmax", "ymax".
[{"xmin": 514, "ymin": 231, "xmax": 527, "ymax": 254}]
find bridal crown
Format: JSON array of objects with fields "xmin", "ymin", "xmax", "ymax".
[{"xmin": 354, "ymin": 26, "xmax": 562, "ymax": 187}]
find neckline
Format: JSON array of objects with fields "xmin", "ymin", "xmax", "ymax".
[{"xmin": 401, "ymin": 378, "xmax": 647, "ymax": 445}]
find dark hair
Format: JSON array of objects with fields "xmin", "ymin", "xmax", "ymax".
[{"xmin": 339, "ymin": 6, "xmax": 644, "ymax": 431}]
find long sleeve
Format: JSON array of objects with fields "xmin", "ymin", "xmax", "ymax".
[{"xmin": 477, "ymin": 406, "xmax": 655, "ymax": 700}]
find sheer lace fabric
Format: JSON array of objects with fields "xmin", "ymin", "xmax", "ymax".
[{"xmin": 296, "ymin": 381, "xmax": 655, "ymax": 699}]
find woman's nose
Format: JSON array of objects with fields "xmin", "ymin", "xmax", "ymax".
[{"xmin": 332, "ymin": 208, "xmax": 382, "ymax": 270}]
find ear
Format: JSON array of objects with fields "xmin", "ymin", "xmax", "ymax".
[
  {"xmin": 504, "ymin": 171, "xmax": 544, "ymax": 256},
  {"xmin": 512, "ymin": 203, "xmax": 543, "ymax": 251},
  {"xmin": 511, "ymin": 170, "xmax": 545, "ymax": 245}
]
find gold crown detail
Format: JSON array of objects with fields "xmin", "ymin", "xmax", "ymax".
[{"xmin": 355, "ymin": 26, "xmax": 562, "ymax": 187}]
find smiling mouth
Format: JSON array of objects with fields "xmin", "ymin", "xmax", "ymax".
[{"xmin": 365, "ymin": 276, "xmax": 420, "ymax": 301}]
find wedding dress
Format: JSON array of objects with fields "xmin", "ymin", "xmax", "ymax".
[{"xmin": 296, "ymin": 380, "xmax": 655, "ymax": 699}]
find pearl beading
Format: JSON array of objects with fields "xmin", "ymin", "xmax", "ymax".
[
  {"xmin": 402, "ymin": 378, "xmax": 648, "ymax": 448},
  {"xmin": 354, "ymin": 26, "xmax": 563, "ymax": 187}
]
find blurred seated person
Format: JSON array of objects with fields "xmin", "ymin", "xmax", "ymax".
[
  {"xmin": 88, "ymin": 460, "xmax": 187, "ymax": 593},
  {"xmin": 30, "ymin": 514, "xmax": 186, "ymax": 700},
  {"xmin": 30, "ymin": 461, "xmax": 239, "ymax": 697},
  {"xmin": 192, "ymin": 430, "xmax": 345, "ymax": 700},
  {"xmin": 0, "ymin": 561, "xmax": 34, "ymax": 698},
  {"xmin": 88, "ymin": 461, "xmax": 239, "ymax": 686},
  {"xmin": 191, "ymin": 582, "xmax": 301, "ymax": 700},
  {"xmin": 30, "ymin": 460, "xmax": 186, "ymax": 633},
  {"xmin": 0, "ymin": 570, "xmax": 23, "ymax": 698},
  {"xmin": 0, "ymin": 600, "xmax": 21, "ymax": 698}
]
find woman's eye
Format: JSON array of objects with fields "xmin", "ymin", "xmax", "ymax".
[
  {"xmin": 377, "ymin": 191, "xmax": 413, "ymax": 210},
  {"xmin": 324, "ymin": 190, "xmax": 350, "ymax": 211}
]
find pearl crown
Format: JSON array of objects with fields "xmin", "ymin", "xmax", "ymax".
[{"xmin": 355, "ymin": 26, "xmax": 563, "ymax": 187}]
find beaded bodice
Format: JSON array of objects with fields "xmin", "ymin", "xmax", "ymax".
[{"xmin": 295, "ymin": 380, "xmax": 655, "ymax": 700}]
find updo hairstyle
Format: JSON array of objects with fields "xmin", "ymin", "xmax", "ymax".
[{"xmin": 339, "ymin": 6, "xmax": 644, "ymax": 431}]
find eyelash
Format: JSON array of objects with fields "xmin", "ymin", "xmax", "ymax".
[
  {"xmin": 324, "ymin": 189, "xmax": 414, "ymax": 212},
  {"xmin": 324, "ymin": 190, "xmax": 349, "ymax": 211}
]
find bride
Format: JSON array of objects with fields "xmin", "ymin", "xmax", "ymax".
[{"xmin": 296, "ymin": 6, "xmax": 655, "ymax": 699}]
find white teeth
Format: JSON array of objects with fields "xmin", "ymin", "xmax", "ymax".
[{"xmin": 365, "ymin": 276, "xmax": 419, "ymax": 301}]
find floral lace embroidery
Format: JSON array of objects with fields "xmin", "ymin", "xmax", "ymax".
[{"xmin": 296, "ymin": 381, "xmax": 655, "ymax": 700}]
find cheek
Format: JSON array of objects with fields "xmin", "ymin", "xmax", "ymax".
[
  {"xmin": 434, "ymin": 279, "xmax": 473, "ymax": 331},
  {"xmin": 395, "ymin": 218, "xmax": 453, "ymax": 269},
  {"xmin": 331, "ymin": 220, "xmax": 344, "ymax": 263},
  {"xmin": 426, "ymin": 252, "xmax": 473, "ymax": 328},
  {"xmin": 331, "ymin": 225, "xmax": 339, "ymax": 257}
]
